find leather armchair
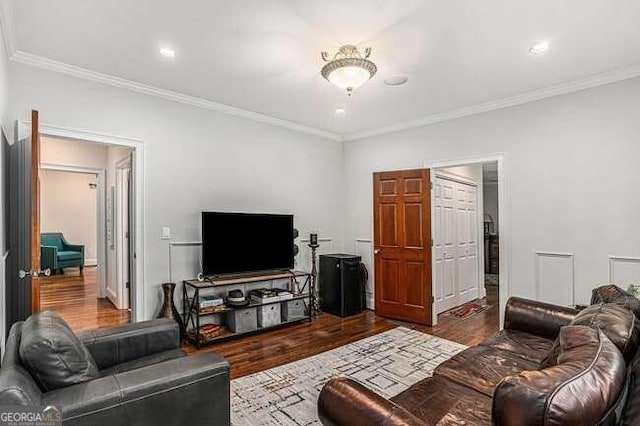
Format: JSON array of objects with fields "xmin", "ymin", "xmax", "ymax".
[
  {"xmin": 41, "ymin": 232, "xmax": 85, "ymax": 274},
  {"xmin": 0, "ymin": 317, "xmax": 230, "ymax": 426}
]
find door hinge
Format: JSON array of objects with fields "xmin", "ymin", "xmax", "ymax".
[
  {"xmin": 431, "ymin": 238, "xmax": 433, "ymax": 247},
  {"xmin": 431, "ymin": 295, "xmax": 435, "ymax": 303},
  {"xmin": 430, "ymin": 182, "xmax": 433, "ymax": 190},
  {"xmin": 126, "ymin": 281, "xmax": 130, "ymax": 289}
]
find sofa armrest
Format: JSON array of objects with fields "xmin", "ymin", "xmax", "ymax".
[
  {"xmin": 40, "ymin": 245, "xmax": 58, "ymax": 270},
  {"xmin": 43, "ymin": 352, "xmax": 230, "ymax": 426},
  {"xmin": 318, "ymin": 377, "xmax": 428, "ymax": 426},
  {"xmin": 503, "ymin": 297, "xmax": 579, "ymax": 340},
  {"xmin": 77, "ymin": 319, "xmax": 180, "ymax": 370}
]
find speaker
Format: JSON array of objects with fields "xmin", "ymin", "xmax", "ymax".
[{"xmin": 319, "ymin": 254, "xmax": 364, "ymax": 317}]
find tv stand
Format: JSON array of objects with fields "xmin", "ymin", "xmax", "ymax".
[{"xmin": 182, "ymin": 270, "xmax": 311, "ymax": 348}]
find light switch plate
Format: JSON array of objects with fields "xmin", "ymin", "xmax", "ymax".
[{"xmin": 162, "ymin": 227, "xmax": 171, "ymax": 240}]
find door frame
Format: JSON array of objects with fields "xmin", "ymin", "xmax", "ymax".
[
  {"xmin": 40, "ymin": 163, "xmax": 106, "ymax": 297},
  {"xmin": 423, "ymin": 153, "xmax": 508, "ymax": 327},
  {"xmin": 115, "ymin": 155, "xmax": 131, "ymax": 310},
  {"xmin": 18, "ymin": 121, "xmax": 146, "ymax": 322},
  {"xmin": 432, "ymin": 170, "xmax": 483, "ymax": 316}
]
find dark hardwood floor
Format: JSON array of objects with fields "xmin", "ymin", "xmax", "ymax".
[
  {"xmin": 185, "ymin": 285, "xmax": 499, "ymax": 379},
  {"xmin": 39, "ymin": 267, "xmax": 498, "ymax": 379},
  {"xmin": 40, "ymin": 266, "xmax": 131, "ymax": 331}
]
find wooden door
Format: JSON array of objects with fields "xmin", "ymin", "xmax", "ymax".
[
  {"xmin": 373, "ymin": 169, "xmax": 433, "ymax": 325},
  {"xmin": 5, "ymin": 110, "xmax": 42, "ymax": 330}
]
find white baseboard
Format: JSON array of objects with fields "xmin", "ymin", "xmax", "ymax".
[{"xmin": 84, "ymin": 258, "xmax": 98, "ymax": 266}]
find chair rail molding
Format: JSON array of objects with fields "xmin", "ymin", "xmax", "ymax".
[
  {"xmin": 534, "ymin": 251, "xmax": 575, "ymax": 306},
  {"xmin": 608, "ymin": 255, "xmax": 640, "ymax": 286}
]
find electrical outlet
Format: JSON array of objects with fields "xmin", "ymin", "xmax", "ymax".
[{"xmin": 161, "ymin": 227, "xmax": 171, "ymax": 240}]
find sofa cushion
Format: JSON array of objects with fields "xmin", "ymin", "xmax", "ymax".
[
  {"xmin": 493, "ymin": 325, "xmax": 626, "ymax": 426},
  {"xmin": 433, "ymin": 345, "xmax": 539, "ymax": 397},
  {"xmin": 570, "ymin": 303, "xmax": 639, "ymax": 362},
  {"xmin": 390, "ymin": 375, "xmax": 492, "ymax": 425},
  {"xmin": 19, "ymin": 311, "xmax": 100, "ymax": 391},
  {"xmin": 622, "ymin": 354, "xmax": 640, "ymax": 426},
  {"xmin": 57, "ymin": 251, "xmax": 82, "ymax": 261},
  {"xmin": 480, "ymin": 329, "xmax": 554, "ymax": 363},
  {"xmin": 100, "ymin": 349, "xmax": 185, "ymax": 376},
  {"xmin": 592, "ymin": 284, "xmax": 640, "ymax": 320}
]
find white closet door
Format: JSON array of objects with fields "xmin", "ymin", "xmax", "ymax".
[
  {"xmin": 433, "ymin": 176, "xmax": 480, "ymax": 314},
  {"xmin": 433, "ymin": 178, "xmax": 458, "ymax": 313},
  {"xmin": 456, "ymin": 184, "xmax": 479, "ymax": 305}
]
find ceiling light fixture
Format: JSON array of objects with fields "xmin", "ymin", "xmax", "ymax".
[
  {"xmin": 529, "ymin": 40, "xmax": 550, "ymax": 55},
  {"xmin": 335, "ymin": 108, "xmax": 346, "ymax": 117},
  {"xmin": 159, "ymin": 47, "xmax": 176, "ymax": 58},
  {"xmin": 321, "ymin": 45, "xmax": 377, "ymax": 96}
]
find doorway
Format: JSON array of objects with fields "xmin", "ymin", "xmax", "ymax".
[{"xmin": 38, "ymin": 136, "xmax": 132, "ymax": 331}]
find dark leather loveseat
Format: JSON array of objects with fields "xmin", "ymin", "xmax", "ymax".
[
  {"xmin": 318, "ymin": 285, "xmax": 640, "ymax": 425},
  {"xmin": 0, "ymin": 311, "xmax": 230, "ymax": 425}
]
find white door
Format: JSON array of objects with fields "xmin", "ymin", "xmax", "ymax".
[
  {"xmin": 456, "ymin": 184, "xmax": 479, "ymax": 305},
  {"xmin": 433, "ymin": 178, "xmax": 459, "ymax": 312},
  {"xmin": 433, "ymin": 176, "xmax": 480, "ymax": 313}
]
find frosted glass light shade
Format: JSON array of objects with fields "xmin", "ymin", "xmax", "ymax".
[{"xmin": 327, "ymin": 66, "xmax": 372, "ymax": 91}]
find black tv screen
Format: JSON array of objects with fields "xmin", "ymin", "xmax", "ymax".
[{"xmin": 202, "ymin": 212, "xmax": 294, "ymax": 276}]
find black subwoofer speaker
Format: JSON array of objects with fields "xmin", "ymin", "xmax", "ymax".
[{"xmin": 319, "ymin": 254, "xmax": 364, "ymax": 317}]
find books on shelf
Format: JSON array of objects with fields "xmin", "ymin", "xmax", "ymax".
[
  {"xmin": 250, "ymin": 288, "xmax": 293, "ymax": 303},
  {"xmin": 198, "ymin": 304, "xmax": 229, "ymax": 314},
  {"xmin": 199, "ymin": 296, "xmax": 224, "ymax": 309},
  {"xmin": 188, "ymin": 324, "xmax": 228, "ymax": 340}
]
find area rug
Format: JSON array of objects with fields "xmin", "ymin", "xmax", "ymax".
[
  {"xmin": 230, "ymin": 327, "xmax": 466, "ymax": 426},
  {"xmin": 444, "ymin": 302, "xmax": 492, "ymax": 319}
]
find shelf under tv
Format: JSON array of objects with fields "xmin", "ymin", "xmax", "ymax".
[
  {"xmin": 184, "ymin": 270, "xmax": 309, "ymax": 288},
  {"xmin": 182, "ymin": 270, "xmax": 312, "ymax": 348},
  {"xmin": 189, "ymin": 317, "xmax": 310, "ymax": 346}
]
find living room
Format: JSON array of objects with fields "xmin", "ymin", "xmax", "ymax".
[{"xmin": 1, "ymin": 1, "xmax": 640, "ymax": 425}]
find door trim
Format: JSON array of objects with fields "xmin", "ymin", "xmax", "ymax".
[
  {"xmin": 424, "ymin": 153, "xmax": 508, "ymax": 327},
  {"xmin": 40, "ymin": 163, "xmax": 106, "ymax": 298},
  {"xmin": 115, "ymin": 156, "xmax": 131, "ymax": 310},
  {"xmin": 19, "ymin": 121, "xmax": 146, "ymax": 322}
]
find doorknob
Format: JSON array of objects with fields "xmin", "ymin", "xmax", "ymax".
[
  {"xmin": 374, "ymin": 249, "xmax": 380, "ymax": 254},
  {"xmin": 18, "ymin": 268, "xmax": 51, "ymax": 279}
]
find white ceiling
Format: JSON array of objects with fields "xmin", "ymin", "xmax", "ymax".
[{"xmin": 6, "ymin": 0, "xmax": 640, "ymax": 139}]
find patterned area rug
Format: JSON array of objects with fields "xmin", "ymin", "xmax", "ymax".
[
  {"xmin": 444, "ymin": 302, "xmax": 492, "ymax": 319},
  {"xmin": 230, "ymin": 327, "xmax": 466, "ymax": 425}
]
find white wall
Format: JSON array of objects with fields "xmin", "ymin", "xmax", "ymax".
[
  {"xmin": 343, "ymin": 76, "xmax": 640, "ymax": 311},
  {"xmin": 41, "ymin": 135, "xmax": 108, "ymax": 169},
  {"xmin": 40, "ymin": 169, "xmax": 99, "ymax": 264},
  {"xmin": 7, "ymin": 61, "xmax": 344, "ymax": 320}
]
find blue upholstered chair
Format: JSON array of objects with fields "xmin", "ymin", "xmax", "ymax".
[{"xmin": 40, "ymin": 233, "xmax": 85, "ymax": 274}]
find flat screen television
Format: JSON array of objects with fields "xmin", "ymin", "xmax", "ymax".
[{"xmin": 202, "ymin": 212, "xmax": 294, "ymax": 277}]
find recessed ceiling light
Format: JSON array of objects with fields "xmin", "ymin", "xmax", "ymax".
[
  {"xmin": 384, "ymin": 76, "xmax": 409, "ymax": 86},
  {"xmin": 159, "ymin": 47, "xmax": 176, "ymax": 58},
  {"xmin": 529, "ymin": 40, "xmax": 550, "ymax": 55},
  {"xmin": 335, "ymin": 108, "xmax": 346, "ymax": 117}
]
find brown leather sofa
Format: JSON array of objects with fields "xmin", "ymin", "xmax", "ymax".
[{"xmin": 318, "ymin": 285, "xmax": 640, "ymax": 425}]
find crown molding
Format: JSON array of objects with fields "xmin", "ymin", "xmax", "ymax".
[
  {"xmin": 0, "ymin": 0, "xmax": 16, "ymax": 57},
  {"xmin": 343, "ymin": 63, "xmax": 640, "ymax": 141},
  {"xmin": 9, "ymin": 50, "xmax": 343, "ymax": 141}
]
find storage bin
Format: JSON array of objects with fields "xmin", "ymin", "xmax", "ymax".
[
  {"xmin": 282, "ymin": 299, "xmax": 306, "ymax": 321},
  {"xmin": 227, "ymin": 308, "xmax": 257, "ymax": 333},
  {"xmin": 257, "ymin": 303, "xmax": 281, "ymax": 328}
]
